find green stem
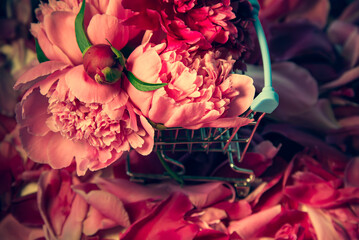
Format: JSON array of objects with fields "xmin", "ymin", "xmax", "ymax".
[{"xmin": 156, "ymin": 151, "xmax": 184, "ymax": 185}]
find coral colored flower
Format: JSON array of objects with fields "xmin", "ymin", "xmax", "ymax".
[
  {"xmin": 31, "ymin": 0, "xmax": 131, "ymax": 65},
  {"xmin": 125, "ymin": 40, "xmax": 255, "ymax": 128},
  {"xmin": 15, "ymin": 61, "xmax": 154, "ymax": 176}
]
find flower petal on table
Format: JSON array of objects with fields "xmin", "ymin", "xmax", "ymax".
[
  {"xmin": 345, "ymin": 157, "xmax": 359, "ymax": 188},
  {"xmin": 228, "ymin": 205, "xmax": 282, "ymax": 238},
  {"xmin": 120, "ymin": 192, "xmax": 199, "ymax": 240},
  {"xmin": 0, "ymin": 215, "xmax": 44, "ymax": 240},
  {"xmin": 60, "ymin": 194, "xmax": 88, "ymax": 240},
  {"xmin": 82, "ymin": 207, "xmax": 117, "ymax": 235},
  {"xmin": 73, "ymin": 188, "xmax": 131, "ymax": 228},
  {"xmin": 321, "ymin": 66, "xmax": 359, "ymax": 90},
  {"xmin": 304, "ymin": 206, "xmax": 341, "ymax": 240},
  {"xmin": 247, "ymin": 62, "xmax": 318, "ymax": 120}
]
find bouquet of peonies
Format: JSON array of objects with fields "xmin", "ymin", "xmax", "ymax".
[{"xmin": 14, "ymin": 0, "xmax": 256, "ymax": 175}]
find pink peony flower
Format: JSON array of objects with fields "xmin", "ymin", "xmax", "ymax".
[
  {"xmin": 15, "ymin": 61, "xmax": 154, "ymax": 176},
  {"xmin": 122, "ymin": 0, "xmax": 239, "ymax": 50},
  {"xmin": 31, "ymin": 0, "xmax": 131, "ymax": 66},
  {"xmin": 125, "ymin": 39, "xmax": 255, "ymax": 129},
  {"xmin": 166, "ymin": 1, "xmax": 238, "ymax": 48}
]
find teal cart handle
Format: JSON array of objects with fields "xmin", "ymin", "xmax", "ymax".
[{"xmin": 248, "ymin": 0, "xmax": 279, "ymax": 113}]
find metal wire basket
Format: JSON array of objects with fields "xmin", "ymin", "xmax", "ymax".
[{"xmin": 126, "ymin": 0, "xmax": 278, "ymax": 197}]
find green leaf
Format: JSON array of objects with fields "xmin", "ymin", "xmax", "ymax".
[
  {"xmin": 100, "ymin": 67, "xmax": 123, "ymax": 84},
  {"xmin": 105, "ymin": 39, "xmax": 125, "ymax": 67},
  {"xmin": 157, "ymin": 151, "xmax": 184, "ymax": 185},
  {"xmin": 75, "ymin": 0, "xmax": 92, "ymax": 54},
  {"xmin": 126, "ymin": 71, "xmax": 167, "ymax": 92},
  {"xmin": 35, "ymin": 39, "xmax": 49, "ymax": 63}
]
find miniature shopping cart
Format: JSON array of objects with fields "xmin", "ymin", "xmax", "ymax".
[{"xmin": 126, "ymin": 0, "xmax": 279, "ymax": 197}]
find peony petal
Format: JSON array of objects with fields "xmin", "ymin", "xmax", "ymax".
[
  {"xmin": 269, "ymin": 21, "xmax": 335, "ymax": 63},
  {"xmin": 88, "ymin": 149, "xmax": 124, "ymax": 172},
  {"xmin": 345, "ymin": 157, "xmax": 359, "ymax": 188},
  {"xmin": 247, "ymin": 62, "xmax": 318, "ymax": 120},
  {"xmin": 225, "ymin": 74, "xmax": 255, "ymax": 117},
  {"xmin": 146, "ymin": 90, "xmax": 178, "ymax": 124},
  {"xmin": 65, "ymin": 65, "xmax": 121, "ymax": 104},
  {"xmin": 31, "ymin": 24, "xmax": 73, "ymax": 65},
  {"xmin": 228, "ymin": 205, "xmax": 282, "ymax": 238},
  {"xmin": 37, "ymin": 170, "xmax": 71, "ymax": 239},
  {"xmin": 342, "ymin": 30, "xmax": 359, "ymax": 68},
  {"xmin": 194, "ymin": 229, "xmax": 229, "ymax": 240},
  {"xmin": 43, "ymin": 11, "xmax": 83, "ymax": 65},
  {"xmin": 0, "ymin": 214, "xmax": 44, "ymax": 240},
  {"xmin": 213, "ymin": 200, "xmax": 252, "ymax": 221},
  {"xmin": 285, "ymin": 0, "xmax": 330, "ymax": 29},
  {"xmin": 304, "ymin": 206, "xmax": 341, "ymax": 240},
  {"xmin": 121, "ymin": 193, "xmax": 199, "ymax": 240},
  {"xmin": 124, "ymin": 41, "xmax": 166, "ymax": 114},
  {"xmin": 37, "ymin": 69, "xmax": 69, "ymax": 96},
  {"xmin": 60, "ymin": 194, "xmax": 88, "ymax": 240},
  {"xmin": 133, "ymin": 115, "xmax": 154, "ymax": 155},
  {"xmin": 262, "ymin": 123, "xmax": 348, "ymax": 168},
  {"xmin": 339, "ymin": 0, "xmax": 359, "ymax": 22},
  {"xmin": 199, "ymin": 117, "xmax": 253, "ymax": 129},
  {"xmin": 148, "ymin": 90, "xmax": 207, "ymax": 127},
  {"xmin": 256, "ymin": 209, "xmax": 310, "ymax": 237},
  {"xmin": 73, "ymin": 188, "xmax": 130, "ymax": 228},
  {"xmin": 46, "ymin": 133, "xmax": 80, "ymax": 169},
  {"xmin": 164, "ymin": 102, "xmax": 208, "ymax": 128},
  {"xmin": 82, "ymin": 207, "xmax": 118, "ymax": 235},
  {"xmin": 19, "ymin": 128, "xmax": 52, "ymax": 165},
  {"xmin": 102, "ymin": 0, "xmax": 130, "ymax": 19},
  {"xmin": 95, "ymin": 178, "xmax": 166, "ymax": 203},
  {"xmin": 180, "ymin": 182, "xmax": 234, "ymax": 208},
  {"xmin": 14, "ymin": 61, "xmax": 69, "ymax": 91},
  {"xmin": 327, "ymin": 20, "xmax": 357, "ymax": 45},
  {"xmin": 286, "ymin": 99, "xmax": 340, "ymax": 132},
  {"xmin": 31, "ymin": 23, "xmax": 72, "ymax": 65},
  {"xmin": 321, "ymin": 66, "xmax": 359, "ymax": 90},
  {"xmin": 17, "ymin": 88, "xmax": 51, "ymax": 136},
  {"xmin": 127, "ymin": 44, "xmax": 162, "ymax": 84},
  {"xmin": 284, "ymin": 178, "xmax": 337, "ymax": 207},
  {"xmin": 87, "ymin": 14, "xmax": 129, "ymax": 50}
]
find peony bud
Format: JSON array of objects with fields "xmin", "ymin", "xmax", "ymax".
[{"xmin": 83, "ymin": 44, "xmax": 124, "ymax": 84}]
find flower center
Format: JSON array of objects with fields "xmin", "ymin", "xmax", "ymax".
[{"xmin": 47, "ymin": 98, "xmax": 129, "ymax": 149}]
